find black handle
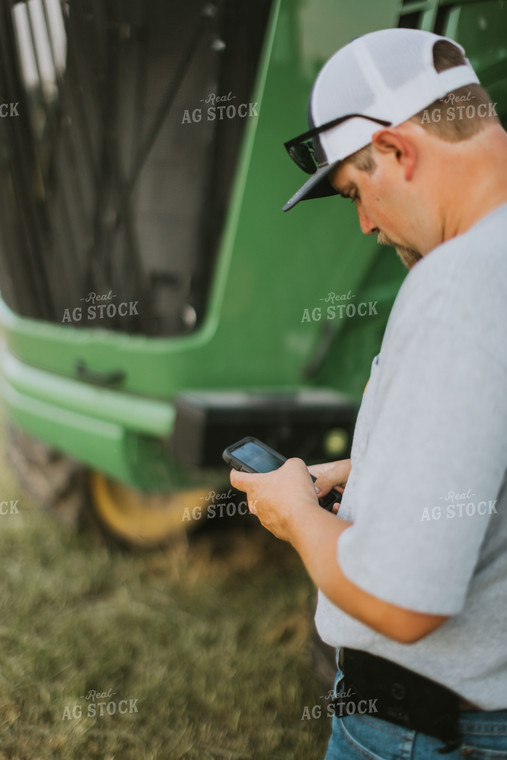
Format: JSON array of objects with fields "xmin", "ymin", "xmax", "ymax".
[{"xmin": 75, "ymin": 361, "xmax": 126, "ymax": 387}]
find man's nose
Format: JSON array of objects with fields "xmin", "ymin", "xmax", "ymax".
[{"xmin": 357, "ymin": 207, "xmax": 379, "ymax": 236}]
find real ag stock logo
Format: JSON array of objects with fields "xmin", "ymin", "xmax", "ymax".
[
  {"xmin": 421, "ymin": 489, "xmax": 498, "ymax": 522},
  {"xmin": 301, "ymin": 291, "xmax": 378, "ymax": 323},
  {"xmin": 0, "ymin": 102, "xmax": 19, "ymax": 117},
  {"xmin": 420, "ymin": 92, "xmax": 498, "ymax": 124},
  {"xmin": 181, "ymin": 90, "xmax": 259, "ymax": 124},
  {"xmin": 0, "ymin": 500, "xmax": 20, "ymax": 515},
  {"xmin": 181, "ymin": 489, "xmax": 256, "ymax": 521},
  {"xmin": 62, "ymin": 688, "xmax": 139, "ymax": 720},
  {"xmin": 61, "ymin": 291, "xmax": 139, "ymax": 324},
  {"xmin": 301, "ymin": 686, "xmax": 379, "ymax": 720}
]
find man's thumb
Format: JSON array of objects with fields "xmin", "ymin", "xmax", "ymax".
[{"xmin": 230, "ymin": 468, "xmax": 255, "ymax": 492}]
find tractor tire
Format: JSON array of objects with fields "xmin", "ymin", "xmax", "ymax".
[
  {"xmin": 6, "ymin": 424, "xmax": 87, "ymax": 529},
  {"xmin": 89, "ymin": 472, "xmax": 212, "ymax": 548},
  {"xmin": 6, "ymin": 424, "xmax": 217, "ymax": 548}
]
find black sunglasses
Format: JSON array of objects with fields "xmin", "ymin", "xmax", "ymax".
[{"xmin": 284, "ymin": 113, "xmax": 392, "ymax": 175}]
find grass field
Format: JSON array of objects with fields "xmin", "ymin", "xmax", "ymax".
[{"xmin": 0, "ymin": 419, "xmax": 334, "ymax": 759}]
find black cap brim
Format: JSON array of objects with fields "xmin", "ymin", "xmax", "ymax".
[{"xmin": 283, "ymin": 162, "xmax": 339, "ymax": 212}]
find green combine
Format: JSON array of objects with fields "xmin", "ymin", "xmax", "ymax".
[{"xmin": 0, "ymin": 0, "xmax": 505, "ymax": 544}]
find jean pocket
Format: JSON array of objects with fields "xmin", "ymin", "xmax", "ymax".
[
  {"xmin": 337, "ymin": 711, "xmax": 408, "ymax": 760},
  {"xmin": 460, "ymin": 747, "xmax": 507, "ymax": 759},
  {"xmin": 459, "ymin": 714, "xmax": 507, "ymax": 758}
]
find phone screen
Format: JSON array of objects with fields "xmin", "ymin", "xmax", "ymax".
[{"xmin": 231, "ymin": 441, "xmax": 285, "ymax": 473}]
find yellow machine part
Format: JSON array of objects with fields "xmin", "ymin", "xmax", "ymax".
[{"xmin": 90, "ymin": 472, "xmax": 212, "ymax": 546}]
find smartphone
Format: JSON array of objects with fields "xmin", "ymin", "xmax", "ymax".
[{"xmin": 222, "ymin": 436, "xmax": 342, "ymax": 512}]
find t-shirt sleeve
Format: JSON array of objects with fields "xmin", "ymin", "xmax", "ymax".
[{"xmin": 338, "ymin": 319, "xmax": 507, "ymax": 615}]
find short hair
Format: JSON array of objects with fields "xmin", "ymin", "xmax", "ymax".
[{"xmin": 347, "ymin": 39, "xmax": 499, "ymax": 171}]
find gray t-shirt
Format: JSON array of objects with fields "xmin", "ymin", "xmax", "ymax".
[{"xmin": 315, "ymin": 202, "xmax": 507, "ymax": 710}]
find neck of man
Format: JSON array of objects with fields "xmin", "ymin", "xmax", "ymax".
[{"xmin": 436, "ymin": 124, "xmax": 507, "ymax": 245}]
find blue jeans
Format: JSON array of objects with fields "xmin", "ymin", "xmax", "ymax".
[{"xmin": 324, "ymin": 667, "xmax": 507, "ymax": 759}]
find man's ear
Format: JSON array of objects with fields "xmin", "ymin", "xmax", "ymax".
[{"xmin": 371, "ymin": 129, "xmax": 417, "ymax": 181}]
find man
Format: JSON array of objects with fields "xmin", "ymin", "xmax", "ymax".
[{"xmin": 229, "ymin": 28, "xmax": 507, "ymax": 758}]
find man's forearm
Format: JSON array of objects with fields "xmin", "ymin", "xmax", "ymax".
[
  {"xmin": 288, "ymin": 499, "xmax": 448, "ymax": 643},
  {"xmin": 288, "ymin": 499, "xmax": 382, "ymax": 628}
]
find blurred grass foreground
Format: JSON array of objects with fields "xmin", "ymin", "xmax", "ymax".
[{"xmin": 0, "ymin": 415, "xmax": 331, "ymax": 758}]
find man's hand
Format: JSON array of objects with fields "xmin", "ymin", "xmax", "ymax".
[
  {"xmin": 230, "ymin": 458, "xmax": 321, "ymax": 542},
  {"xmin": 308, "ymin": 459, "xmax": 351, "ymax": 513}
]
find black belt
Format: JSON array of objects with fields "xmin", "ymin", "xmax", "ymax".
[{"xmin": 336, "ymin": 648, "xmax": 463, "ymax": 754}]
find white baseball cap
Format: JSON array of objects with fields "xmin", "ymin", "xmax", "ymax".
[{"xmin": 283, "ymin": 28, "xmax": 480, "ymax": 212}]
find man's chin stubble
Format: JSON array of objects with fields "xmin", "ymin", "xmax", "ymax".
[{"xmin": 377, "ymin": 232, "xmax": 422, "ymax": 271}]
